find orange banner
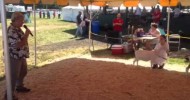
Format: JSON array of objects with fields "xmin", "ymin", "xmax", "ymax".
[{"xmin": 159, "ymin": 0, "xmax": 179, "ymax": 6}]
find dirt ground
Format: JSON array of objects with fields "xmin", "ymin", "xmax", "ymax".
[
  {"xmin": 1, "ymin": 37, "xmax": 190, "ymax": 100},
  {"xmin": 1, "ymin": 56, "xmax": 190, "ymax": 100}
]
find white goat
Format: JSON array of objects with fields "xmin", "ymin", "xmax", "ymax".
[{"xmin": 133, "ymin": 50, "xmax": 154, "ymax": 67}]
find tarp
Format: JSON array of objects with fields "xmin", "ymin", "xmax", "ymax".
[
  {"xmin": 23, "ymin": 0, "xmax": 39, "ymax": 4},
  {"xmin": 140, "ymin": 0, "xmax": 158, "ymax": 6},
  {"xmin": 107, "ymin": 1, "xmax": 123, "ymax": 7},
  {"xmin": 180, "ymin": 0, "xmax": 190, "ymax": 6},
  {"xmin": 123, "ymin": 0, "xmax": 139, "ymax": 7},
  {"xmin": 5, "ymin": 0, "xmax": 20, "ymax": 4},
  {"xmin": 159, "ymin": 0, "xmax": 179, "ymax": 6}
]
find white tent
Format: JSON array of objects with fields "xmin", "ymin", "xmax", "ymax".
[
  {"xmin": 62, "ymin": 6, "xmax": 84, "ymax": 22},
  {"xmin": 62, "ymin": 5, "xmax": 100, "ymax": 22}
]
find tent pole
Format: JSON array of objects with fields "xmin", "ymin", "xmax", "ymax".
[
  {"xmin": 88, "ymin": 5, "xmax": 92, "ymax": 51},
  {"xmin": 0, "ymin": 0, "xmax": 13, "ymax": 100},
  {"xmin": 33, "ymin": 3, "xmax": 37, "ymax": 66},
  {"xmin": 166, "ymin": 6, "xmax": 170, "ymax": 42}
]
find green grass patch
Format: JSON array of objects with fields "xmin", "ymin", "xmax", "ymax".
[{"xmin": 167, "ymin": 58, "xmax": 186, "ymax": 65}]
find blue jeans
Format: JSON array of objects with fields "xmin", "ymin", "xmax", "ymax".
[{"xmin": 75, "ymin": 25, "xmax": 82, "ymax": 37}]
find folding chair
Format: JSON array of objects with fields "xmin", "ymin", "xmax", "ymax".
[{"xmin": 168, "ymin": 34, "xmax": 180, "ymax": 51}]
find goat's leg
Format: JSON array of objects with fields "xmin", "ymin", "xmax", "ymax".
[
  {"xmin": 133, "ymin": 59, "xmax": 136, "ymax": 65},
  {"xmin": 186, "ymin": 64, "xmax": 190, "ymax": 74}
]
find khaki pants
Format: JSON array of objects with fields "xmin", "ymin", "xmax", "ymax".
[{"xmin": 10, "ymin": 57, "xmax": 28, "ymax": 92}]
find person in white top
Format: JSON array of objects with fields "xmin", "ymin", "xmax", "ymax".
[
  {"xmin": 145, "ymin": 23, "xmax": 161, "ymax": 50},
  {"xmin": 135, "ymin": 6, "xmax": 142, "ymax": 16},
  {"xmin": 152, "ymin": 35, "xmax": 169, "ymax": 69},
  {"xmin": 173, "ymin": 7, "xmax": 181, "ymax": 18}
]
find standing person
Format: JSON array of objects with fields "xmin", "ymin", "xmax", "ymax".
[
  {"xmin": 80, "ymin": 16, "xmax": 90, "ymax": 37},
  {"xmin": 152, "ymin": 35, "xmax": 169, "ymax": 69},
  {"xmin": 47, "ymin": 10, "xmax": 50, "ymax": 19},
  {"xmin": 75, "ymin": 11, "xmax": 82, "ymax": 38},
  {"xmin": 53, "ymin": 10, "xmax": 56, "ymax": 18},
  {"xmin": 113, "ymin": 13, "xmax": 124, "ymax": 43},
  {"xmin": 58, "ymin": 10, "xmax": 61, "ymax": 19},
  {"xmin": 39, "ymin": 10, "xmax": 42, "ymax": 18},
  {"xmin": 27, "ymin": 11, "xmax": 31, "ymax": 23},
  {"xmin": 42, "ymin": 11, "xmax": 45, "ymax": 18},
  {"xmin": 135, "ymin": 6, "xmax": 142, "ymax": 17},
  {"xmin": 5, "ymin": 12, "xmax": 31, "ymax": 100},
  {"xmin": 173, "ymin": 7, "xmax": 181, "ymax": 18},
  {"xmin": 141, "ymin": 7, "xmax": 147, "ymax": 26},
  {"xmin": 152, "ymin": 8, "xmax": 161, "ymax": 24}
]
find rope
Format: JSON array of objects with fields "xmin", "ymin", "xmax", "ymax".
[
  {"xmin": 91, "ymin": 32, "xmax": 123, "ymax": 40},
  {"xmin": 166, "ymin": 34, "xmax": 190, "ymax": 40},
  {"xmin": 92, "ymin": 32, "xmax": 190, "ymax": 40}
]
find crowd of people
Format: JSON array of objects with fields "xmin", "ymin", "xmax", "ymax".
[{"xmin": 39, "ymin": 9, "xmax": 61, "ymax": 19}]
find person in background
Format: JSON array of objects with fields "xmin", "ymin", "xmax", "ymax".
[
  {"xmin": 47, "ymin": 10, "xmax": 50, "ymax": 19},
  {"xmin": 145, "ymin": 23, "xmax": 161, "ymax": 50},
  {"xmin": 173, "ymin": 7, "xmax": 181, "ymax": 18},
  {"xmin": 152, "ymin": 8, "xmax": 161, "ymax": 24},
  {"xmin": 39, "ymin": 10, "xmax": 42, "ymax": 18},
  {"xmin": 133, "ymin": 25, "xmax": 145, "ymax": 49},
  {"xmin": 113, "ymin": 13, "xmax": 124, "ymax": 44},
  {"xmin": 5, "ymin": 12, "xmax": 31, "ymax": 100},
  {"xmin": 58, "ymin": 10, "xmax": 61, "ymax": 19},
  {"xmin": 42, "ymin": 11, "xmax": 45, "ymax": 18},
  {"xmin": 140, "ymin": 7, "xmax": 147, "ymax": 26},
  {"xmin": 133, "ymin": 25, "xmax": 145, "ymax": 37},
  {"xmin": 75, "ymin": 11, "xmax": 82, "ymax": 38},
  {"xmin": 80, "ymin": 16, "xmax": 90, "ymax": 37},
  {"xmin": 27, "ymin": 11, "xmax": 31, "ymax": 23},
  {"xmin": 152, "ymin": 35, "xmax": 169, "ymax": 69},
  {"xmin": 135, "ymin": 6, "xmax": 142, "ymax": 16},
  {"xmin": 53, "ymin": 10, "xmax": 56, "ymax": 18},
  {"xmin": 24, "ymin": 12, "xmax": 29, "ymax": 23}
]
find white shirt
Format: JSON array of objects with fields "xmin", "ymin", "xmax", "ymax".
[
  {"xmin": 135, "ymin": 7, "xmax": 142, "ymax": 16},
  {"xmin": 149, "ymin": 28, "xmax": 161, "ymax": 38},
  {"xmin": 152, "ymin": 42, "xmax": 169, "ymax": 65},
  {"xmin": 173, "ymin": 8, "xmax": 180, "ymax": 18}
]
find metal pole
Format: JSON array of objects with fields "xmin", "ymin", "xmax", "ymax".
[
  {"xmin": 88, "ymin": 5, "xmax": 92, "ymax": 51},
  {"xmin": 167, "ymin": 6, "xmax": 170, "ymax": 42},
  {"xmin": 0, "ymin": 0, "xmax": 13, "ymax": 100},
  {"xmin": 33, "ymin": 3, "xmax": 37, "ymax": 66}
]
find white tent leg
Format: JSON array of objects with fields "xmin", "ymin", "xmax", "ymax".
[
  {"xmin": 0, "ymin": 0, "xmax": 13, "ymax": 100},
  {"xmin": 33, "ymin": 4, "xmax": 37, "ymax": 66},
  {"xmin": 88, "ymin": 6, "xmax": 92, "ymax": 51},
  {"xmin": 167, "ymin": 6, "xmax": 171, "ymax": 42}
]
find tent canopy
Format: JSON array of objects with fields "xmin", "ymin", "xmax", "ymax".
[{"xmin": 5, "ymin": 0, "xmax": 187, "ymax": 7}]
